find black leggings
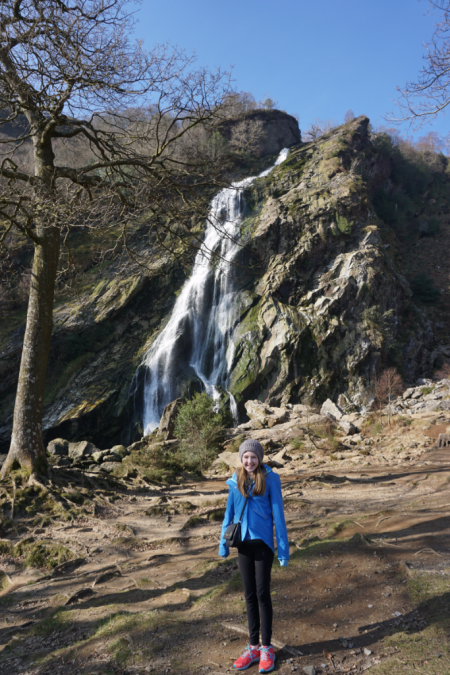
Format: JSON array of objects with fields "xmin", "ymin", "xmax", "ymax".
[{"xmin": 237, "ymin": 541, "xmax": 274, "ymax": 646}]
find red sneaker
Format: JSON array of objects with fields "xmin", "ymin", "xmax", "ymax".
[
  {"xmin": 259, "ymin": 645, "xmax": 275, "ymax": 673},
  {"xmin": 233, "ymin": 644, "xmax": 260, "ymax": 670}
]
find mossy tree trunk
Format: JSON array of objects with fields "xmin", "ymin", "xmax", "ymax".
[{"xmin": 1, "ymin": 139, "xmax": 59, "ymax": 478}]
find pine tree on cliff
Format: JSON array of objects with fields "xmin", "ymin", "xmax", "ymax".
[{"xmin": 0, "ymin": 0, "xmax": 233, "ymax": 478}]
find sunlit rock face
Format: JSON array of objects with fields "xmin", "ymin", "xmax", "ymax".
[{"xmin": 225, "ymin": 117, "xmax": 433, "ymax": 411}]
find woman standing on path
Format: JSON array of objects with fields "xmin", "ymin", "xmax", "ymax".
[{"xmin": 219, "ymin": 439, "xmax": 290, "ymax": 672}]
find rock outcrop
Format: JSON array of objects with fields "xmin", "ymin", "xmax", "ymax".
[
  {"xmin": 217, "ymin": 109, "xmax": 301, "ymax": 157},
  {"xmin": 227, "ymin": 116, "xmax": 434, "ymax": 412}
]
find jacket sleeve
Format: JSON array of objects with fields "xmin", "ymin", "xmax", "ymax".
[
  {"xmin": 270, "ymin": 473, "xmax": 290, "ymax": 562},
  {"xmin": 219, "ymin": 487, "xmax": 235, "ymax": 558}
]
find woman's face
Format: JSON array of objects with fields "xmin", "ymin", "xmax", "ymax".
[{"xmin": 242, "ymin": 451, "xmax": 259, "ymax": 474}]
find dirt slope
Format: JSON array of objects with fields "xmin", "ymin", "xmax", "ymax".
[{"xmin": 1, "ymin": 413, "xmax": 450, "ymax": 674}]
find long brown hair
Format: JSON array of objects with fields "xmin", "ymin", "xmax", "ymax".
[{"xmin": 237, "ymin": 462, "xmax": 266, "ymax": 496}]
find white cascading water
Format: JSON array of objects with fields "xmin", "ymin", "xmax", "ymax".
[{"xmin": 142, "ymin": 147, "xmax": 289, "ymax": 434}]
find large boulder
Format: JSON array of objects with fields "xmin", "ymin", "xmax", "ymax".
[
  {"xmin": 217, "ymin": 109, "xmax": 300, "ymax": 158},
  {"xmin": 337, "ymin": 419, "xmax": 358, "ymax": 436},
  {"xmin": 245, "ymin": 400, "xmax": 271, "ymax": 420},
  {"xmin": 47, "ymin": 438, "xmax": 69, "ymax": 456},
  {"xmin": 68, "ymin": 440, "xmax": 98, "ymax": 460},
  {"xmin": 320, "ymin": 399, "xmax": 344, "ymax": 421},
  {"xmin": 217, "ymin": 451, "xmax": 242, "ymax": 470},
  {"xmin": 158, "ymin": 398, "xmax": 185, "ymax": 440}
]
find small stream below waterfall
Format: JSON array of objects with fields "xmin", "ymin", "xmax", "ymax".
[{"xmin": 141, "ymin": 148, "xmax": 289, "ymax": 434}]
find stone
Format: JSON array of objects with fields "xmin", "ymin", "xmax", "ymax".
[
  {"xmin": 47, "ymin": 438, "xmax": 69, "ymax": 456},
  {"xmin": 363, "ymin": 648, "xmax": 372, "ymax": 656},
  {"xmin": 266, "ymin": 414, "xmax": 287, "ymax": 428},
  {"xmin": 158, "ymin": 398, "xmax": 185, "ymax": 440},
  {"xmin": 110, "ymin": 445, "xmax": 128, "ymax": 458},
  {"xmin": 291, "ymin": 404, "xmax": 309, "ymax": 415},
  {"xmin": 87, "ymin": 465, "xmax": 102, "ymax": 473},
  {"xmin": 68, "ymin": 441, "xmax": 97, "ymax": 460},
  {"xmin": 92, "ymin": 450, "xmax": 109, "ymax": 463},
  {"xmin": 271, "ymin": 448, "xmax": 288, "ymax": 465},
  {"xmin": 303, "ymin": 667, "xmax": 316, "ymax": 675},
  {"xmin": 250, "ymin": 418, "xmax": 266, "ymax": 430},
  {"xmin": 320, "ymin": 399, "xmax": 343, "ymax": 421},
  {"xmin": 403, "ymin": 388, "xmax": 415, "ymax": 400},
  {"xmin": 55, "ymin": 457, "xmax": 72, "ymax": 467},
  {"xmin": 217, "ymin": 451, "xmax": 242, "ymax": 470},
  {"xmin": 245, "ymin": 400, "xmax": 270, "ymax": 420},
  {"xmin": 338, "ymin": 419, "xmax": 358, "ymax": 435},
  {"xmin": 100, "ymin": 462, "xmax": 120, "ymax": 473},
  {"xmin": 102, "ymin": 453, "xmax": 122, "ymax": 463}
]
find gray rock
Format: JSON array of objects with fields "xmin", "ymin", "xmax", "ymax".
[
  {"xmin": 158, "ymin": 398, "xmax": 185, "ymax": 440},
  {"xmin": 47, "ymin": 438, "xmax": 69, "ymax": 456},
  {"xmin": 55, "ymin": 457, "xmax": 72, "ymax": 467},
  {"xmin": 245, "ymin": 400, "xmax": 270, "ymax": 420},
  {"xmin": 291, "ymin": 403, "xmax": 310, "ymax": 415},
  {"xmin": 338, "ymin": 419, "xmax": 358, "ymax": 435},
  {"xmin": 110, "ymin": 445, "xmax": 128, "ymax": 458},
  {"xmin": 87, "ymin": 464, "xmax": 103, "ymax": 473},
  {"xmin": 320, "ymin": 399, "xmax": 343, "ymax": 421},
  {"xmin": 100, "ymin": 461, "xmax": 120, "ymax": 472},
  {"xmin": 68, "ymin": 441, "xmax": 97, "ymax": 460},
  {"xmin": 303, "ymin": 667, "xmax": 316, "ymax": 675},
  {"xmin": 403, "ymin": 387, "xmax": 415, "ymax": 400},
  {"xmin": 363, "ymin": 648, "xmax": 372, "ymax": 656},
  {"xmin": 271, "ymin": 448, "xmax": 288, "ymax": 465},
  {"xmin": 92, "ymin": 450, "xmax": 109, "ymax": 463},
  {"xmin": 102, "ymin": 453, "xmax": 122, "ymax": 463},
  {"xmin": 217, "ymin": 451, "xmax": 242, "ymax": 470},
  {"xmin": 217, "ymin": 109, "xmax": 300, "ymax": 158}
]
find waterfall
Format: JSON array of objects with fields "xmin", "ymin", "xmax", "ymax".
[{"xmin": 141, "ymin": 147, "xmax": 289, "ymax": 434}]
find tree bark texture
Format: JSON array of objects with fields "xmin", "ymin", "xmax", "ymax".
[{"xmin": 1, "ymin": 217, "xmax": 60, "ymax": 477}]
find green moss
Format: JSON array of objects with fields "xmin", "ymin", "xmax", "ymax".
[
  {"xmin": 14, "ymin": 540, "xmax": 74, "ymax": 569},
  {"xmin": 336, "ymin": 214, "xmax": 353, "ymax": 235}
]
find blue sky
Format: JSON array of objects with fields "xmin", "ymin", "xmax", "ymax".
[{"xmin": 134, "ymin": 0, "xmax": 448, "ymax": 142}]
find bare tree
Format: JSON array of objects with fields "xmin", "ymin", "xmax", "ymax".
[
  {"xmin": 344, "ymin": 109, "xmax": 355, "ymax": 123},
  {"xmin": 0, "ymin": 0, "xmax": 234, "ymax": 478},
  {"xmin": 416, "ymin": 130, "xmax": 446, "ymax": 151},
  {"xmin": 374, "ymin": 368, "xmax": 404, "ymax": 425},
  {"xmin": 303, "ymin": 118, "xmax": 337, "ymax": 141},
  {"xmin": 389, "ymin": 1, "xmax": 450, "ymax": 126}
]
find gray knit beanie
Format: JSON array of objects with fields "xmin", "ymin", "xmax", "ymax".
[{"xmin": 239, "ymin": 439, "xmax": 264, "ymax": 465}]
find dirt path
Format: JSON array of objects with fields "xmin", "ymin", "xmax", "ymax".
[{"xmin": 1, "ymin": 438, "xmax": 450, "ymax": 674}]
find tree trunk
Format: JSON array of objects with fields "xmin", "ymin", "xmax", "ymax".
[{"xmin": 1, "ymin": 221, "xmax": 60, "ymax": 477}]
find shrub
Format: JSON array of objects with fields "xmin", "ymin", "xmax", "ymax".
[
  {"xmin": 410, "ymin": 273, "xmax": 441, "ymax": 304},
  {"xmin": 336, "ymin": 214, "xmax": 353, "ymax": 235},
  {"xmin": 174, "ymin": 392, "xmax": 227, "ymax": 472}
]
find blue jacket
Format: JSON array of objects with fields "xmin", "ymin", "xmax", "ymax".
[{"xmin": 219, "ymin": 465, "xmax": 290, "ymax": 563}]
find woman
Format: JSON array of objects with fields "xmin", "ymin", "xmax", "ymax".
[{"xmin": 219, "ymin": 439, "xmax": 289, "ymax": 672}]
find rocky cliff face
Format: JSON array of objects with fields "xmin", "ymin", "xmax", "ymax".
[
  {"xmin": 217, "ymin": 109, "xmax": 301, "ymax": 157},
  {"xmin": 0, "ymin": 114, "xmax": 442, "ymax": 452},
  {"xmin": 227, "ymin": 117, "xmax": 433, "ymax": 411}
]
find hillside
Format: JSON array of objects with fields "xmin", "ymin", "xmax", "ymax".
[{"xmin": 1, "ymin": 113, "xmax": 450, "ymax": 452}]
